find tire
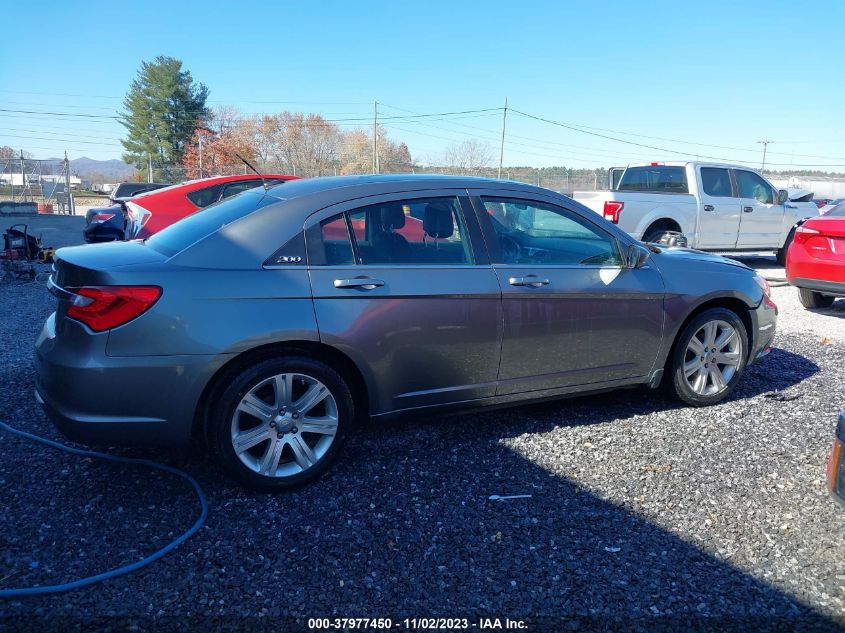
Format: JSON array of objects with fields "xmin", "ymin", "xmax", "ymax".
[
  {"xmin": 210, "ymin": 355, "xmax": 353, "ymax": 491},
  {"xmin": 775, "ymin": 227, "xmax": 796, "ymax": 266},
  {"xmin": 667, "ymin": 308, "xmax": 748, "ymax": 407},
  {"xmin": 642, "ymin": 227, "xmax": 667, "ymax": 243},
  {"xmin": 798, "ymin": 287, "xmax": 835, "ymax": 309}
]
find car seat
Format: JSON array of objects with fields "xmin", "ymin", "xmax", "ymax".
[
  {"xmin": 423, "ymin": 201, "xmax": 454, "ymax": 246},
  {"xmin": 371, "ymin": 204, "xmax": 411, "ymax": 262}
]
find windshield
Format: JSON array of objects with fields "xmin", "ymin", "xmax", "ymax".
[{"xmin": 146, "ymin": 190, "xmax": 278, "ymax": 256}]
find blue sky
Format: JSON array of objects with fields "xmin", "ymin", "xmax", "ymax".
[{"xmin": 2, "ymin": 0, "xmax": 844, "ymax": 169}]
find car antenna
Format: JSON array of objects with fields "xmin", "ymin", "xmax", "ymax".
[{"xmin": 234, "ymin": 153, "xmax": 268, "ymax": 190}]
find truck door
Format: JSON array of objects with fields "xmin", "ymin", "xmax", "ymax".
[
  {"xmin": 733, "ymin": 169, "xmax": 785, "ymax": 248},
  {"xmin": 695, "ymin": 166, "xmax": 742, "ymax": 249}
]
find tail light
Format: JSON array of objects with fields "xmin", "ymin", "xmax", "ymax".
[
  {"xmin": 793, "ymin": 224, "xmax": 821, "ymax": 244},
  {"xmin": 91, "ymin": 213, "xmax": 115, "ymax": 223},
  {"xmin": 66, "ymin": 285, "xmax": 161, "ymax": 332},
  {"xmin": 603, "ymin": 201, "xmax": 624, "ymax": 224}
]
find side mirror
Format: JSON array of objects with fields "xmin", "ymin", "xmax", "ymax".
[
  {"xmin": 778, "ymin": 189, "xmax": 789, "ymax": 204},
  {"xmin": 626, "ymin": 243, "xmax": 651, "ymax": 269}
]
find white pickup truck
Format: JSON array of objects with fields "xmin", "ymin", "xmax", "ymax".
[{"xmin": 573, "ymin": 161, "xmax": 819, "ymax": 264}]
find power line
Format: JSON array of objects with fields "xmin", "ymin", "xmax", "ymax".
[{"xmin": 510, "ymin": 108, "xmax": 845, "ymax": 168}]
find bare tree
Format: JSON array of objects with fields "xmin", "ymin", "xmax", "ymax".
[{"xmin": 441, "ymin": 139, "xmax": 494, "ymax": 175}]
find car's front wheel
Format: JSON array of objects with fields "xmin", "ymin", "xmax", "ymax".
[
  {"xmin": 668, "ymin": 308, "xmax": 748, "ymax": 407},
  {"xmin": 210, "ymin": 355, "xmax": 353, "ymax": 491},
  {"xmin": 797, "ymin": 287, "xmax": 835, "ymax": 309}
]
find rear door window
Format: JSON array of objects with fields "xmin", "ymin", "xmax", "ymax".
[
  {"xmin": 700, "ymin": 167, "xmax": 733, "ymax": 197},
  {"xmin": 317, "ymin": 197, "xmax": 473, "ymax": 265}
]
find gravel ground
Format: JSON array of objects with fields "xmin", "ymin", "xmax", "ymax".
[{"xmin": 0, "ymin": 244, "xmax": 844, "ymax": 630}]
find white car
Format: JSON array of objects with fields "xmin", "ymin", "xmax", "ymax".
[{"xmin": 573, "ymin": 162, "xmax": 819, "ymax": 264}]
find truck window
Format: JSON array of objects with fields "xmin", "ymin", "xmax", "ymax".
[
  {"xmin": 617, "ymin": 166, "xmax": 688, "ymax": 194},
  {"xmin": 735, "ymin": 170, "xmax": 774, "ymax": 204},
  {"xmin": 700, "ymin": 168, "xmax": 732, "ymax": 197}
]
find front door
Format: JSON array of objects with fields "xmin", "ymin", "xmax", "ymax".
[
  {"xmin": 733, "ymin": 169, "xmax": 785, "ymax": 248},
  {"xmin": 306, "ymin": 191, "xmax": 502, "ymax": 414},
  {"xmin": 695, "ymin": 166, "xmax": 742, "ymax": 249},
  {"xmin": 472, "ymin": 192, "xmax": 665, "ymax": 395}
]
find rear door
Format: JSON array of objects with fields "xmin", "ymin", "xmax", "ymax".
[
  {"xmin": 471, "ymin": 190, "xmax": 665, "ymax": 394},
  {"xmin": 733, "ymin": 169, "xmax": 785, "ymax": 248},
  {"xmin": 306, "ymin": 190, "xmax": 503, "ymax": 414},
  {"xmin": 695, "ymin": 166, "xmax": 742, "ymax": 248}
]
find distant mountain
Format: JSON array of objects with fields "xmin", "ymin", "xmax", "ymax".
[{"xmin": 70, "ymin": 157, "xmax": 135, "ymax": 181}]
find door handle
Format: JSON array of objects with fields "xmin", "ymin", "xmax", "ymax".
[
  {"xmin": 509, "ymin": 276, "xmax": 550, "ymax": 288},
  {"xmin": 333, "ymin": 277, "xmax": 385, "ymax": 290},
  {"xmin": 703, "ymin": 204, "xmax": 715, "ymax": 212},
  {"xmin": 743, "ymin": 206, "xmax": 754, "ymax": 213}
]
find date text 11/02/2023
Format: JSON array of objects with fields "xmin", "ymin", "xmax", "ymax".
[{"xmin": 307, "ymin": 618, "xmax": 528, "ymax": 630}]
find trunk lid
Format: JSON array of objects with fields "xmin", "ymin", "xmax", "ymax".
[{"xmin": 52, "ymin": 241, "xmax": 168, "ymax": 288}]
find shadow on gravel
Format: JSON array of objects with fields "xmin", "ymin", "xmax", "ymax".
[
  {"xmin": 2, "ymin": 348, "xmax": 837, "ymax": 629},
  {"xmin": 4, "ymin": 225, "xmax": 830, "ymax": 624}
]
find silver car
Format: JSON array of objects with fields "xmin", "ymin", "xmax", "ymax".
[{"xmin": 35, "ymin": 175, "xmax": 777, "ymax": 490}]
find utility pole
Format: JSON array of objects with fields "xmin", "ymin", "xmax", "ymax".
[
  {"xmin": 373, "ymin": 101, "xmax": 379, "ymax": 175},
  {"xmin": 198, "ymin": 134, "xmax": 204, "ymax": 178},
  {"xmin": 498, "ymin": 97, "xmax": 508, "ymax": 179},
  {"xmin": 757, "ymin": 140, "xmax": 773, "ymax": 172},
  {"xmin": 64, "ymin": 152, "xmax": 72, "ymax": 215},
  {"xmin": 148, "ymin": 154, "xmax": 153, "ymax": 183},
  {"xmin": 19, "ymin": 149, "xmax": 26, "ymax": 202}
]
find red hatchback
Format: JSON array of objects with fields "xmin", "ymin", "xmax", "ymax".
[
  {"xmin": 126, "ymin": 174, "xmax": 297, "ymax": 239},
  {"xmin": 786, "ymin": 203, "xmax": 845, "ymax": 308}
]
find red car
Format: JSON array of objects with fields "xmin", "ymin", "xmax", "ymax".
[
  {"xmin": 786, "ymin": 202, "xmax": 845, "ymax": 308},
  {"xmin": 126, "ymin": 174, "xmax": 298, "ymax": 239}
]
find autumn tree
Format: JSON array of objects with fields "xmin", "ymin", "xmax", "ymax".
[
  {"xmin": 441, "ymin": 139, "xmax": 493, "ymax": 175},
  {"xmin": 120, "ymin": 56, "xmax": 209, "ymax": 181}
]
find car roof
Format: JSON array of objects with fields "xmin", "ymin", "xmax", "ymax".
[{"xmin": 262, "ymin": 173, "xmax": 532, "ymax": 201}]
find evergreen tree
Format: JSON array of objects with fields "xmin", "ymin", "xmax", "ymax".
[{"xmin": 120, "ymin": 56, "xmax": 209, "ymax": 181}]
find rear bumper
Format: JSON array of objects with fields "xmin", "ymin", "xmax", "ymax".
[
  {"xmin": 748, "ymin": 296, "xmax": 777, "ymax": 365},
  {"xmin": 790, "ymin": 277, "xmax": 845, "ymax": 296},
  {"xmin": 82, "ymin": 223, "xmax": 124, "ymax": 243},
  {"xmin": 34, "ymin": 313, "xmax": 228, "ymax": 446}
]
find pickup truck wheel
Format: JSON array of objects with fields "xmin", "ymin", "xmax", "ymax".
[
  {"xmin": 668, "ymin": 308, "xmax": 748, "ymax": 407},
  {"xmin": 797, "ymin": 288, "xmax": 835, "ymax": 309},
  {"xmin": 642, "ymin": 228, "xmax": 667, "ymax": 243}
]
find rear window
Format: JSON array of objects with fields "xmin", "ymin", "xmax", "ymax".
[
  {"xmin": 146, "ymin": 191, "xmax": 276, "ymax": 256},
  {"xmin": 618, "ymin": 166, "xmax": 689, "ymax": 193}
]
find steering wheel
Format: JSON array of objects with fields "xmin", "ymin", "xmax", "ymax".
[{"xmin": 499, "ymin": 234, "xmax": 522, "ymax": 263}]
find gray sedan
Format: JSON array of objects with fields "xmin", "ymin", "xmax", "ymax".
[{"xmin": 35, "ymin": 175, "xmax": 777, "ymax": 490}]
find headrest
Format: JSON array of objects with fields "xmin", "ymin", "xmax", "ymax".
[
  {"xmin": 423, "ymin": 202, "xmax": 454, "ymax": 239},
  {"xmin": 380, "ymin": 205, "xmax": 405, "ymax": 230}
]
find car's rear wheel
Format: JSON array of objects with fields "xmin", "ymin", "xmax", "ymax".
[
  {"xmin": 210, "ymin": 355, "xmax": 353, "ymax": 491},
  {"xmin": 798, "ymin": 287, "xmax": 835, "ymax": 309},
  {"xmin": 668, "ymin": 308, "xmax": 748, "ymax": 407}
]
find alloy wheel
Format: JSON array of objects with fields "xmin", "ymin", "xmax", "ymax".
[
  {"xmin": 230, "ymin": 372, "xmax": 339, "ymax": 478},
  {"xmin": 682, "ymin": 320, "xmax": 741, "ymax": 396}
]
